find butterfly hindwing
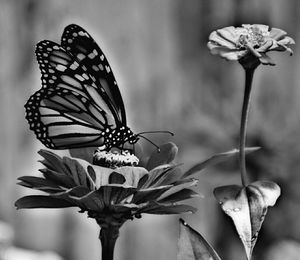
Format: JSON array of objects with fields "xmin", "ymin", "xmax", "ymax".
[
  {"xmin": 61, "ymin": 24, "xmax": 126, "ymax": 124},
  {"xmin": 25, "ymin": 87, "xmax": 107, "ymax": 149}
]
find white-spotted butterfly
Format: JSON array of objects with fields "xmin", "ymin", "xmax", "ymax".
[{"xmin": 25, "ymin": 24, "xmax": 141, "ymax": 151}]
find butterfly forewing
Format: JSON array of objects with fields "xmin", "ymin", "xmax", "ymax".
[
  {"xmin": 61, "ymin": 24, "xmax": 126, "ymax": 124},
  {"xmin": 25, "ymin": 40, "xmax": 118, "ymax": 149}
]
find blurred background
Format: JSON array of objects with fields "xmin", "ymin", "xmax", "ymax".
[{"xmin": 1, "ymin": 0, "xmax": 300, "ymax": 259}]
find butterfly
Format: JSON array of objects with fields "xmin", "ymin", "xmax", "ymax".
[{"xmin": 25, "ymin": 24, "xmax": 144, "ymax": 151}]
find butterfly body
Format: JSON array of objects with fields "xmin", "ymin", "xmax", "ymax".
[
  {"xmin": 101, "ymin": 125, "xmax": 138, "ymax": 151},
  {"xmin": 25, "ymin": 24, "xmax": 138, "ymax": 151}
]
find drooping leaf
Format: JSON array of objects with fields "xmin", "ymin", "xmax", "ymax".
[
  {"xmin": 214, "ymin": 181, "xmax": 280, "ymax": 260},
  {"xmin": 183, "ymin": 147, "xmax": 260, "ymax": 178},
  {"xmin": 178, "ymin": 219, "xmax": 221, "ymax": 260}
]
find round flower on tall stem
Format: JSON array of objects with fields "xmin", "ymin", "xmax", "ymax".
[
  {"xmin": 15, "ymin": 143, "xmax": 199, "ymax": 260},
  {"xmin": 208, "ymin": 24, "xmax": 295, "ymax": 187},
  {"xmin": 207, "ymin": 24, "xmax": 295, "ymax": 260},
  {"xmin": 207, "ymin": 24, "xmax": 295, "ymax": 67}
]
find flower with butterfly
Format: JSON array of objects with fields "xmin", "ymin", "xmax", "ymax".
[
  {"xmin": 16, "ymin": 22, "xmax": 269, "ymax": 260},
  {"xmin": 18, "ymin": 24, "xmax": 203, "ymax": 260},
  {"xmin": 16, "ymin": 142, "xmax": 201, "ymax": 260}
]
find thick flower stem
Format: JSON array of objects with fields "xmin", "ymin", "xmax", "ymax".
[
  {"xmin": 239, "ymin": 68, "xmax": 255, "ymax": 187},
  {"xmin": 99, "ymin": 224, "xmax": 121, "ymax": 260}
]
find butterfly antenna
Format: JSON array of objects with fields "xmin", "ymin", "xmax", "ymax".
[
  {"xmin": 137, "ymin": 134, "xmax": 161, "ymax": 152},
  {"xmin": 137, "ymin": 130, "xmax": 174, "ymax": 136}
]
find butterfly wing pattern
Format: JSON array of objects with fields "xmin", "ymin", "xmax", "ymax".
[
  {"xmin": 25, "ymin": 24, "xmax": 138, "ymax": 150},
  {"xmin": 61, "ymin": 24, "xmax": 126, "ymax": 123}
]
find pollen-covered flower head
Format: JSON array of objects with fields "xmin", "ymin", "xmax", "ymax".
[
  {"xmin": 207, "ymin": 24, "xmax": 295, "ymax": 67},
  {"xmin": 15, "ymin": 143, "xmax": 199, "ymax": 226},
  {"xmin": 93, "ymin": 149, "xmax": 139, "ymax": 168}
]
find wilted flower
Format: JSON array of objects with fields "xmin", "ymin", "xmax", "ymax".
[
  {"xmin": 15, "ymin": 142, "xmax": 198, "ymax": 225},
  {"xmin": 207, "ymin": 24, "xmax": 295, "ymax": 67}
]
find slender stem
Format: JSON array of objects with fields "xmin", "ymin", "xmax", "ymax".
[
  {"xmin": 99, "ymin": 224, "xmax": 120, "ymax": 260},
  {"xmin": 239, "ymin": 68, "xmax": 255, "ymax": 187}
]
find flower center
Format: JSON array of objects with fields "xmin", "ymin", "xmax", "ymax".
[
  {"xmin": 93, "ymin": 149, "xmax": 139, "ymax": 168},
  {"xmin": 237, "ymin": 25, "xmax": 269, "ymax": 49}
]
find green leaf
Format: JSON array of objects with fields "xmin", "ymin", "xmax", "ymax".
[
  {"xmin": 146, "ymin": 142, "xmax": 178, "ymax": 170},
  {"xmin": 183, "ymin": 147, "xmax": 260, "ymax": 178},
  {"xmin": 214, "ymin": 181, "xmax": 280, "ymax": 260},
  {"xmin": 178, "ymin": 219, "xmax": 221, "ymax": 260}
]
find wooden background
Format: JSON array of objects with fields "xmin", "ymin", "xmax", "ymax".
[{"xmin": 1, "ymin": 0, "xmax": 300, "ymax": 259}]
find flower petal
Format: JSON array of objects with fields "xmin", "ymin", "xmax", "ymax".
[
  {"xmin": 157, "ymin": 179, "xmax": 198, "ymax": 201},
  {"xmin": 114, "ymin": 166, "xmax": 148, "ymax": 187},
  {"xmin": 38, "ymin": 150, "xmax": 70, "ymax": 173},
  {"xmin": 111, "ymin": 203, "xmax": 140, "ymax": 213},
  {"xmin": 259, "ymin": 53, "xmax": 276, "ymax": 66},
  {"xmin": 158, "ymin": 189, "xmax": 200, "ymax": 204},
  {"xmin": 40, "ymin": 168, "xmax": 76, "ymax": 188},
  {"xmin": 132, "ymin": 185, "xmax": 172, "ymax": 204},
  {"xmin": 142, "ymin": 164, "xmax": 175, "ymax": 188},
  {"xmin": 140, "ymin": 202, "xmax": 197, "ymax": 214},
  {"xmin": 77, "ymin": 186, "xmax": 137, "ymax": 211},
  {"xmin": 146, "ymin": 142, "xmax": 178, "ymax": 170},
  {"xmin": 62, "ymin": 157, "xmax": 89, "ymax": 187},
  {"xmin": 256, "ymin": 39, "xmax": 274, "ymax": 53},
  {"xmin": 152, "ymin": 167, "xmax": 184, "ymax": 186},
  {"xmin": 250, "ymin": 24, "xmax": 269, "ymax": 32},
  {"xmin": 208, "ymin": 44, "xmax": 246, "ymax": 61},
  {"xmin": 15, "ymin": 195, "xmax": 74, "ymax": 209},
  {"xmin": 69, "ymin": 147, "xmax": 95, "ymax": 163},
  {"xmin": 90, "ymin": 165, "xmax": 116, "ymax": 188},
  {"xmin": 108, "ymin": 172, "xmax": 126, "ymax": 184},
  {"xmin": 17, "ymin": 176, "xmax": 62, "ymax": 193},
  {"xmin": 269, "ymin": 27, "xmax": 288, "ymax": 41},
  {"xmin": 209, "ymin": 27, "xmax": 238, "ymax": 49}
]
